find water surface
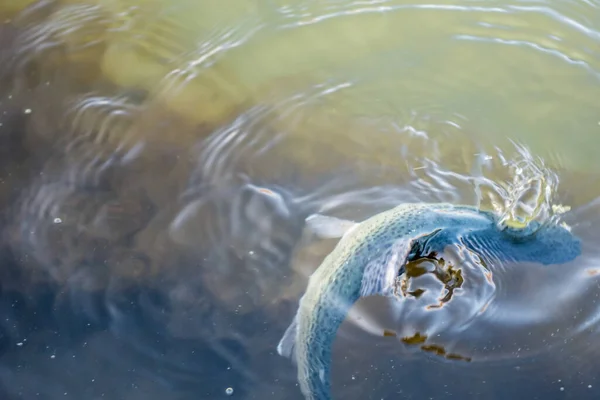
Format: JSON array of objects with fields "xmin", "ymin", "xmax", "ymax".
[{"xmin": 0, "ymin": 0, "xmax": 599, "ymax": 399}]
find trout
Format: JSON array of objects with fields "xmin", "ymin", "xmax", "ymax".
[{"xmin": 277, "ymin": 203, "xmax": 581, "ymax": 400}]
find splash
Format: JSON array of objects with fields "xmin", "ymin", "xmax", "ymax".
[{"xmin": 487, "ymin": 141, "xmax": 562, "ymax": 231}]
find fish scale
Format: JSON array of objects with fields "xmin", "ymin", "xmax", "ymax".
[{"xmin": 277, "ymin": 202, "xmax": 581, "ymax": 400}]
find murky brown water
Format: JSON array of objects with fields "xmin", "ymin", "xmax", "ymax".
[{"xmin": 0, "ymin": 0, "xmax": 599, "ymax": 399}]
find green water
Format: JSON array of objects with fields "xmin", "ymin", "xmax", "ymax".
[
  {"xmin": 99, "ymin": 0, "xmax": 600, "ymax": 172},
  {"xmin": 5, "ymin": 0, "xmax": 599, "ymax": 171}
]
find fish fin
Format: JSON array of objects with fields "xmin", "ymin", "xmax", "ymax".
[
  {"xmin": 360, "ymin": 238, "xmax": 413, "ymax": 297},
  {"xmin": 277, "ymin": 313, "xmax": 298, "ymax": 364},
  {"xmin": 305, "ymin": 214, "xmax": 360, "ymax": 239}
]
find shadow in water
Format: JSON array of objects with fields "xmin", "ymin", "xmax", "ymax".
[{"xmin": 0, "ymin": 244, "xmax": 256, "ymax": 399}]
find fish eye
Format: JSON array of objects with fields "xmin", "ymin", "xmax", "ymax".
[
  {"xmin": 494, "ymin": 213, "xmax": 543, "ymax": 239},
  {"xmin": 499, "ymin": 221, "xmax": 541, "ymax": 242}
]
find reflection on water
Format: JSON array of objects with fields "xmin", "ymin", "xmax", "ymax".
[{"xmin": 0, "ymin": 0, "xmax": 600, "ymax": 399}]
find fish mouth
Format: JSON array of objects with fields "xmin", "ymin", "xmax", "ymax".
[
  {"xmin": 407, "ymin": 229, "xmax": 444, "ymax": 258},
  {"xmin": 400, "ymin": 229, "xmax": 445, "ymax": 277}
]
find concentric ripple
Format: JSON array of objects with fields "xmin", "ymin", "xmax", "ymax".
[
  {"xmin": 1, "ymin": 0, "xmax": 600, "ymax": 399},
  {"xmin": 283, "ymin": 142, "xmax": 599, "ymax": 367}
]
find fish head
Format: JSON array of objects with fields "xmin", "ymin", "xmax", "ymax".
[{"xmin": 461, "ymin": 218, "xmax": 582, "ymax": 267}]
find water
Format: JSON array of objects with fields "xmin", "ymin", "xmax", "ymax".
[{"xmin": 0, "ymin": 0, "xmax": 599, "ymax": 399}]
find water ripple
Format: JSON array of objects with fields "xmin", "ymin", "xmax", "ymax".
[
  {"xmin": 287, "ymin": 140, "xmax": 600, "ymax": 372},
  {"xmin": 276, "ymin": 1, "xmax": 510, "ymax": 29},
  {"xmin": 272, "ymin": 0, "xmax": 600, "ymax": 79},
  {"xmin": 185, "ymin": 79, "xmax": 356, "ymax": 190},
  {"xmin": 11, "ymin": 3, "xmax": 110, "ymax": 71},
  {"xmin": 454, "ymin": 34, "xmax": 600, "ymax": 77},
  {"xmin": 1, "ymin": 1, "xmax": 600, "ymax": 398}
]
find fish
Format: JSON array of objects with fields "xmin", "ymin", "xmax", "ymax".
[{"xmin": 277, "ymin": 203, "xmax": 582, "ymax": 400}]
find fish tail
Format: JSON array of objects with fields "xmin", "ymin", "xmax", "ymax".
[
  {"xmin": 303, "ymin": 363, "xmax": 332, "ymax": 400},
  {"xmin": 299, "ymin": 306, "xmax": 347, "ymax": 400},
  {"xmin": 295, "ymin": 237, "xmax": 416, "ymax": 399}
]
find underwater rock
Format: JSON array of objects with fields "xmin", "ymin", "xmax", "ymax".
[{"xmin": 98, "ymin": 0, "xmax": 253, "ymax": 126}]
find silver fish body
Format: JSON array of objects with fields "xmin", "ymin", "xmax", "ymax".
[{"xmin": 277, "ymin": 203, "xmax": 581, "ymax": 400}]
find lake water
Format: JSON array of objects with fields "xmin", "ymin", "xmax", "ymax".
[{"xmin": 0, "ymin": 0, "xmax": 599, "ymax": 399}]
